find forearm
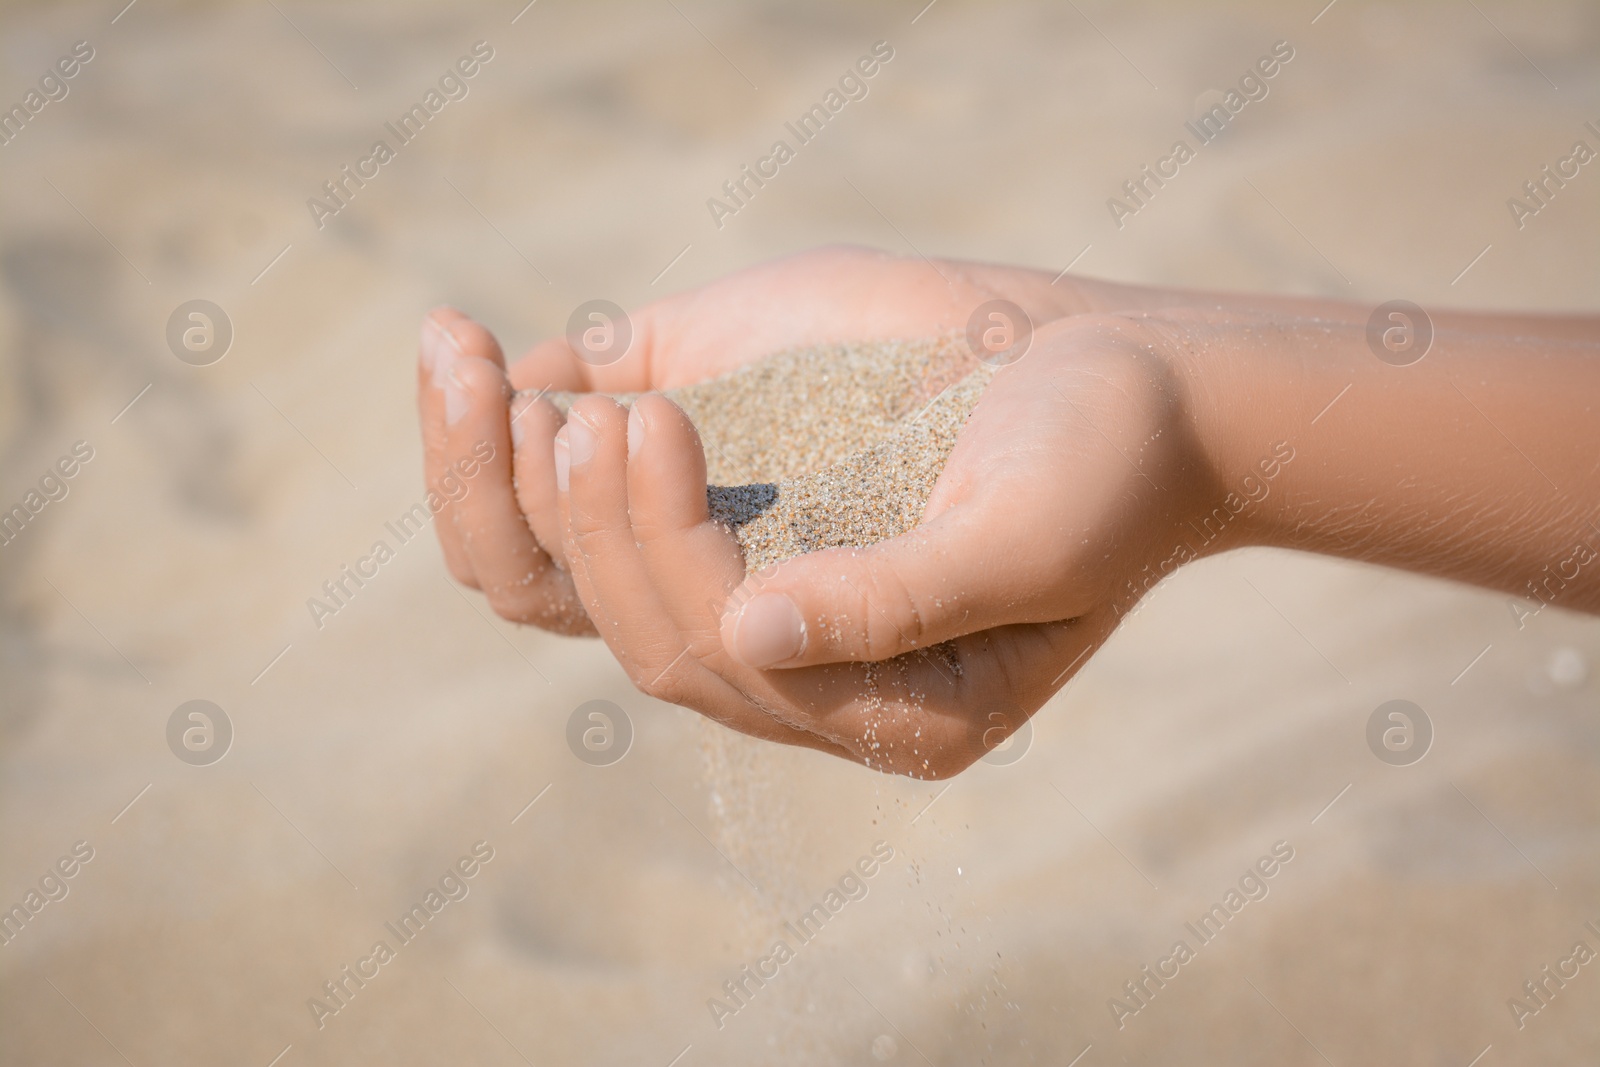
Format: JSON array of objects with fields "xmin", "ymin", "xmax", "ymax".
[
  {"xmin": 1158, "ymin": 308, "xmax": 1600, "ymax": 612},
  {"xmin": 1064, "ymin": 272, "xmax": 1600, "ymax": 341}
]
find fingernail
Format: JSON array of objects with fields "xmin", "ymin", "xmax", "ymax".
[
  {"xmin": 510, "ymin": 396, "xmax": 530, "ymax": 448},
  {"xmin": 732, "ymin": 593, "xmax": 806, "ymax": 668},
  {"xmin": 444, "ymin": 365, "xmax": 469, "ymax": 425},
  {"xmin": 627, "ymin": 404, "xmax": 644, "ymax": 459},
  {"xmin": 566, "ymin": 412, "xmax": 597, "ymax": 467},
  {"xmin": 553, "ymin": 428, "xmax": 570, "ymax": 491}
]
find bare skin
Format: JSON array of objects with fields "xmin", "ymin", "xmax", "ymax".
[{"xmin": 420, "ymin": 245, "xmax": 1600, "ymax": 778}]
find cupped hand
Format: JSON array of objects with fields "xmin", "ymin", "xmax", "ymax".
[
  {"xmin": 418, "ymin": 244, "xmax": 1118, "ymax": 632},
  {"xmin": 550, "ymin": 311, "xmax": 1226, "ymax": 777}
]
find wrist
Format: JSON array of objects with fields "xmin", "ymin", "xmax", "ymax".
[{"xmin": 1142, "ymin": 310, "xmax": 1294, "ymax": 556}]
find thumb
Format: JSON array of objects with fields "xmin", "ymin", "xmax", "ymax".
[{"xmin": 718, "ymin": 504, "xmax": 1056, "ymax": 669}]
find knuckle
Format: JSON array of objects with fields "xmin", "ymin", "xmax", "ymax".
[
  {"xmin": 848, "ymin": 562, "xmax": 924, "ymax": 661},
  {"xmin": 568, "ymin": 516, "xmax": 615, "ymax": 554},
  {"xmin": 644, "ymin": 677, "xmax": 683, "ymax": 706},
  {"xmin": 627, "ymin": 515, "xmax": 671, "ymax": 545},
  {"xmin": 632, "ymin": 660, "xmax": 686, "ymax": 705}
]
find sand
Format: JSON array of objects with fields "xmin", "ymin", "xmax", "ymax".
[
  {"xmin": 532, "ymin": 334, "xmax": 995, "ymax": 570},
  {"xmin": 6, "ymin": 2, "xmax": 1598, "ymax": 1065}
]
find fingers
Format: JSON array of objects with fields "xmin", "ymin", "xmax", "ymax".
[
  {"xmin": 506, "ymin": 335, "xmax": 596, "ymax": 393},
  {"xmin": 552, "ymin": 391, "xmax": 1114, "ymax": 777},
  {"xmin": 555, "ymin": 396, "xmax": 711, "ymax": 699},
  {"xmin": 624, "ymin": 394, "xmax": 744, "ymax": 588},
  {"xmin": 621, "ymin": 394, "xmax": 833, "ymax": 728},
  {"xmin": 509, "ymin": 390, "xmax": 572, "ymax": 564},
  {"xmin": 711, "ymin": 317, "xmax": 1177, "ymax": 670},
  {"xmin": 508, "ymin": 315, "xmax": 657, "ymax": 395},
  {"xmin": 418, "ymin": 307, "xmax": 483, "ymax": 586},
  {"xmin": 442, "ymin": 322, "xmax": 593, "ymax": 634},
  {"xmin": 555, "ymin": 396, "xmax": 855, "ymax": 755},
  {"xmin": 609, "ymin": 393, "xmax": 985, "ymax": 768},
  {"xmin": 715, "ymin": 503, "xmax": 1048, "ymax": 668}
]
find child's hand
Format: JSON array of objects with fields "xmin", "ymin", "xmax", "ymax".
[
  {"xmin": 422, "ymin": 241, "xmax": 1598, "ymax": 776},
  {"xmin": 418, "ymin": 245, "xmax": 1111, "ymax": 632},
  {"xmin": 548, "ymin": 313, "xmax": 1217, "ymax": 777}
]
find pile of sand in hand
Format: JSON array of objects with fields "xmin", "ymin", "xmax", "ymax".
[{"xmin": 531, "ymin": 335, "xmax": 994, "ymax": 571}]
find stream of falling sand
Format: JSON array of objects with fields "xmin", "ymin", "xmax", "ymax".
[{"xmin": 531, "ymin": 335, "xmax": 991, "ymax": 1048}]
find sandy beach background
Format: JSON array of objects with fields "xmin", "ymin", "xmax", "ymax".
[{"xmin": 1, "ymin": 1, "xmax": 1597, "ymax": 1064}]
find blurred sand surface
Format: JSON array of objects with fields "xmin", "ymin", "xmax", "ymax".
[{"xmin": 0, "ymin": 2, "xmax": 1597, "ymax": 1064}]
